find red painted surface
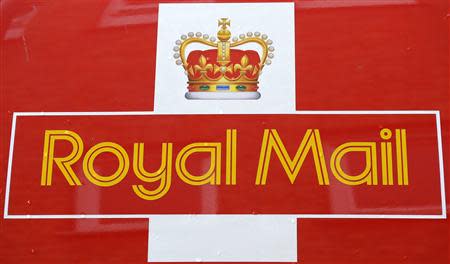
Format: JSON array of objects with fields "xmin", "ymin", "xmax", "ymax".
[{"xmin": 1, "ymin": 0, "xmax": 449, "ymax": 263}]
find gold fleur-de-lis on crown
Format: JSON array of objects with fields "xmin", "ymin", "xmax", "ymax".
[
  {"xmin": 193, "ymin": 55, "xmax": 213, "ymax": 72},
  {"xmin": 233, "ymin": 55, "xmax": 253, "ymax": 72}
]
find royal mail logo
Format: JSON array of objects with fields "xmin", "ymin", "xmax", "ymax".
[
  {"xmin": 6, "ymin": 112, "xmax": 445, "ymax": 217},
  {"xmin": 3, "ymin": 2, "xmax": 447, "ymax": 263},
  {"xmin": 173, "ymin": 18, "xmax": 274, "ymax": 100}
]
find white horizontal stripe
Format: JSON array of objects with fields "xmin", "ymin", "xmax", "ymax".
[
  {"xmin": 12, "ymin": 110, "xmax": 439, "ymax": 116},
  {"xmin": 4, "ymin": 214, "xmax": 446, "ymax": 220}
]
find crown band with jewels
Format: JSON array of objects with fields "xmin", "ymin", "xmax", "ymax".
[{"xmin": 173, "ymin": 18, "xmax": 274, "ymax": 100}]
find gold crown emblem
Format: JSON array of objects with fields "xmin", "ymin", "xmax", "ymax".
[{"xmin": 173, "ymin": 18, "xmax": 274, "ymax": 100}]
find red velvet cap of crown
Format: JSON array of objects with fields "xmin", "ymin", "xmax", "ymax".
[{"xmin": 186, "ymin": 49, "xmax": 261, "ymax": 80}]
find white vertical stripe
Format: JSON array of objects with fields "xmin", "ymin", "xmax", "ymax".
[
  {"xmin": 3, "ymin": 113, "xmax": 17, "ymax": 218},
  {"xmin": 435, "ymin": 111, "xmax": 447, "ymax": 218},
  {"xmin": 147, "ymin": 215, "xmax": 297, "ymax": 262}
]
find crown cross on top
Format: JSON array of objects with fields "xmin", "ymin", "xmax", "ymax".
[
  {"xmin": 218, "ymin": 18, "xmax": 230, "ymax": 29},
  {"xmin": 173, "ymin": 18, "xmax": 275, "ymax": 100}
]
